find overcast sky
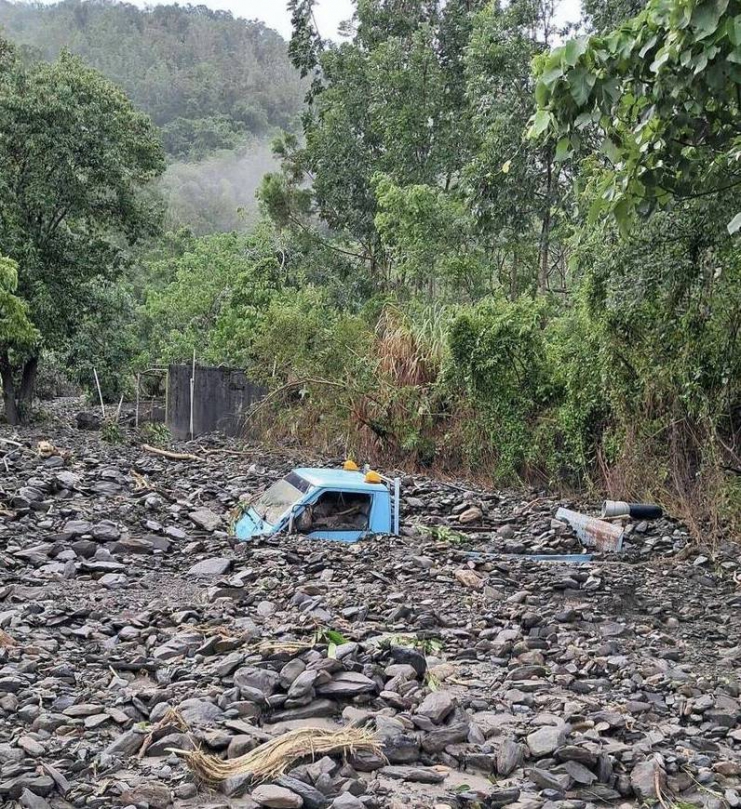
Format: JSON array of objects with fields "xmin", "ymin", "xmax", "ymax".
[{"xmin": 35, "ymin": 0, "xmax": 583, "ymax": 40}]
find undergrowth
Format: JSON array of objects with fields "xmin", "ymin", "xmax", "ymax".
[{"xmin": 245, "ymin": 294, "xmax": 741, "ymax": 547}]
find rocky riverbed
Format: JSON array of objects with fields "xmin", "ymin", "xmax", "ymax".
[{"xmin": 1, "ymin": 402, "xmax": 740, "ymax": 809}]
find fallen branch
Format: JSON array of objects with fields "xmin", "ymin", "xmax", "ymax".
[{"xmin": 141, "ymin": 444, "xmax": 200, "ymax": 462}]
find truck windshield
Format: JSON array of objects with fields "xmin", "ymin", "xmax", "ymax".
[{"xmin": 254, "ymin": 473, "xmax": 310, "ymax": 524}]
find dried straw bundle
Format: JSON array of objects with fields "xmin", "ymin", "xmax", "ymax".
[{"xmin": 178, "ymin": 726, "xmax": 382, "ymax": 784}]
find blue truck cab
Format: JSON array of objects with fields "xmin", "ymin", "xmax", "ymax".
[{"xmin": 233, "ymin": 464, "xmax": 401, "ymax": 543}]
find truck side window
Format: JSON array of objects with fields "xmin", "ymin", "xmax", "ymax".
[{"xmin": 309, "ymin": 492, "xmax": 371, "ymax": 531}]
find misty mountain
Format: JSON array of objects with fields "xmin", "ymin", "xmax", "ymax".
[
  {"xmin": 0, "ymin": 0, "xmax": 306, "ymax": 232},
  {"xmin": 0, "ymin": 0, "xmax": 305, "ymax": 156}
]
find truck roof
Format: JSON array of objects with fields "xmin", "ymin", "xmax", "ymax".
[{"xmin": 293, "ymin": 467, "xmax": 387, "ymax": 492}]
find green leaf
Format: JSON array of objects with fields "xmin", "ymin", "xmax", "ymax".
[
  {"xmin": 692, "ymin": 0, "xmax": 726, "ymax": 40},
  {"xmin": 603, "ymin": 138, "xmax": 622, "ymax": 164},
  {"xmin": 527, "ymin": 109, "xmax": 552, "ymax": 139},
  {"xmin": 555, "ymin": 137, "xmax": 572, "ymax": 161},
  {"xmin": 535, "ymin": 80, "xmax": 550, "ymax": 106},
  {"xmin": 327, "ymin": 642, "xmax": 337, "ymax": 659},
  {"xmin": 501, "ymin": 159, "xmax": 511, "ymax": 174},
  {"xmin": 650, "ymin": 48, "xmax": 671, "ymax": 72},
  {"xmin": 541, "ymin": 65, "xmax": 564, "ymax": 86},
  {"xmin": 613, "ymin": 197, "xmax": 633, "ymax": 236},
  {"xmin": 727, "ymin": 211, "xmax": 741, "ymax": 233},
  {"xmin": 563, "ymin": 37, "xmax": 588, "ymax": 67},
  {"xmin": 727, "ymin": 15, "xmax": 741, "ymax": 45},
  {"xmin": 323, "ymin": 628, "xmax": 349, "ymax": 645},
  {"xmin": 639, "ymin": 35, "xmax": 658, "ymax": 57},
  {"xmin": 568, "ymin": 67, "xmax": 596, "ymax": 106}
]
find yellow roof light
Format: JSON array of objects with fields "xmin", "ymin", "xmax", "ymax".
[
  {"xmin": 364, "ymin": 470, "xmax": 383, "ymax": 484},
  {"xmin": 343, "ymin": 460, "xmax": 359, "ymax": 471}
]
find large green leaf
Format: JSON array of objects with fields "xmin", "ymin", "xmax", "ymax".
[
  {"xmin": 563, "ymin": 37, "xmax": 588, "ymax": 67},
  {"xmin": 568, "ymin": 67, "xmax": 596, "ymax": 105}
]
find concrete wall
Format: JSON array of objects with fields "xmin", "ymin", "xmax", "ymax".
[{"xmin": 166, "ymin": 364, "xmax": 266, "ymax": 439}]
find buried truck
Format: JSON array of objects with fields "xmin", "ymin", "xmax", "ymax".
[{"xmin": 233, "ymin": 463, "xmax": 401, "ymax": 543}]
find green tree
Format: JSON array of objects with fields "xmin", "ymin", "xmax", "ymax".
[
  {"xmin": 373, "ymin": 174, "xmax": 488, "ymax": 298},
  {"xmin": 465, "ymin": 0, "xmax": 570, "ymax": 294},
  {"xmin": 136, "ymin": 228, "xmax": 289, "ymax": 368},
  {"xmin": 0, "ymin": 39, "xmax": 164, "ymax": 422},
  {"xmin": 531, "ymin": 0, "xmax": 741, "ymax": 232},
  {"xmin": 0, "ymin": 0, "xmax": 304, "ymax": 157},
  {"xmin": 262, "ymin": 0, "xmax": 486, "ymax": 287}
]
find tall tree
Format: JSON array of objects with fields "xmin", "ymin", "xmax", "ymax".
[
  {"xmin": 0, "ymin": 39, "xmax": 164, "ymax": 423},
  {"xmin": 262, "ymin": 0, "xmax": 485, "ymax": 287},
  {"xmin": 464, "ymin": 0, "xmax": 570, "ymax": 294}
]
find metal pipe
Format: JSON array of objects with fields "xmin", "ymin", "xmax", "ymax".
[
  {"xmin": 601, "ymin": 500, "xmax": 630, "ymax": 518},
  {"xmin": 602, "ymin": 500, "xmax": 663, "ymax": 520}
]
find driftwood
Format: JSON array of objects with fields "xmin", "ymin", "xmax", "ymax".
[{"xmin": 140, "ymin": 444, "xmax": 200, "ymax": 462}]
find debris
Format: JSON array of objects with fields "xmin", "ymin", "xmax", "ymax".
[
  {"xmin": 141, "ymin": 443, "xmax": 200, "ymax": 461},
  {"xmin": 178, "ymin": 726, "xmax": 382, "ymax": 783},
  {"xmin": 0, "ymin": 397, "xmax": 737, "ymax": 809},
  {"xmin": 523, "ymin": 553, "xmax": 593, "ymax": 563},
  {"xmin": 555, "ymin": 507, "xmax": 625, "ymax": 552},
  {"xmin": 36, "ymin": 440, "xmax": 57, "ymax": 458},
  {"xmin": 454, "ymin": 568, "xmax": 484, "ymax": 589},
  {"xmin": 602, "ymin": 500, "xmax": 663, "ymax": 519}
]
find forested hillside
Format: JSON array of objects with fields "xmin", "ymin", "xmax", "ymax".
[
  {"xmin": 1, "ymin": 0, "xmax": 739, "ymax": 540},
  {"xmin": 0, "ymin": 0, "xmax": 303, "ymax": 150},
  {"xmin": 0, "ymin": 0, "xmax": 304, "ymax": 232}
]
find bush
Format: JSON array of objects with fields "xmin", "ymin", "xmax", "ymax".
[{"xmin": 447, "ymin": 295, "xmax": 550, "ymax": 480}]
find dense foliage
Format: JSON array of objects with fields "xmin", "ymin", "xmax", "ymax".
[
  {"xmin": 1, "ymin": 0, "xmax": 739, "ymax": 538},
  {"xmin": 0, "ymin": 37, "xmax": 164, "ymax": 422}
]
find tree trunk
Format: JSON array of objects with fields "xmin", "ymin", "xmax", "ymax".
[
  {"xmin": 19, "ymin": 355, "xmax": 38, "ymax": 406},
  {"xmin": 0, "ymin": 353, "xmax": 20, "ymax": 426},
  {"xmin": 538, "ymin": 147, "xmax": 554, "ymax": 294}
]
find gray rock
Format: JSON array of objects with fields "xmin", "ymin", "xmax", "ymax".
[
  {"xmin": 251, "ymin": 784, "xmax": 304, "ymax": 808},
  {"xmin": 631, "ymin": 758, "xmax": 666, "ymax": 801},
  {"xmin": 178, "ymin": 698, "xmax": 224, "ymax": 727},
  {"xmin": 62, "ymin": 519, "xmax": 92, "ymax": 537},
  {"xmin": 497, "ymin": 739, "xmax": 524, "ymax": 776},
  {"xmin": 488, "ymin": 787, "xmax": 521, "ymax": 808},
  {"xmin": 316, "ymin": 671, "xmax": 376, "ymax": 697},
  {"xmin": 103, "ymin": 728, "xmax": 146, "ymax": 757},
  {"xmin": 526, "ymin": 724, "xmax": 567, "ymax": 757},
  {"xmin": 19, "ymin": 788, "xmax": 52, "ymax": 809},
  {"xmin": 380, "ymin": 765, "xmax": 446, "ymax": 783},
  {"xmin": 416, "ymin": 690, "xmax": 456, "ymax": 723},
  {"xmin": 234, "ymin": 665, "xmax": 281, "ymax": 697},
  {"xmin": 92, "ymin": 521, "xmax": 120, "ymax": 541},
  {"xmin": 330, "ymin": 796, "xmax": 364, "ymax": 809},
  {"xmin": 189, "ymin": 507, "xmax": 222, "ymax": 532},
  {"xmin": 275, "ymin": 776, "xmax": 328, "ymax": 808},
  {"xmin": 287, "ymin": 670, "xmax": 319, "ymax": 699},
  {"xmin": 187, "ymin": 557, "xmax": 231, "ymax": 577}
]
